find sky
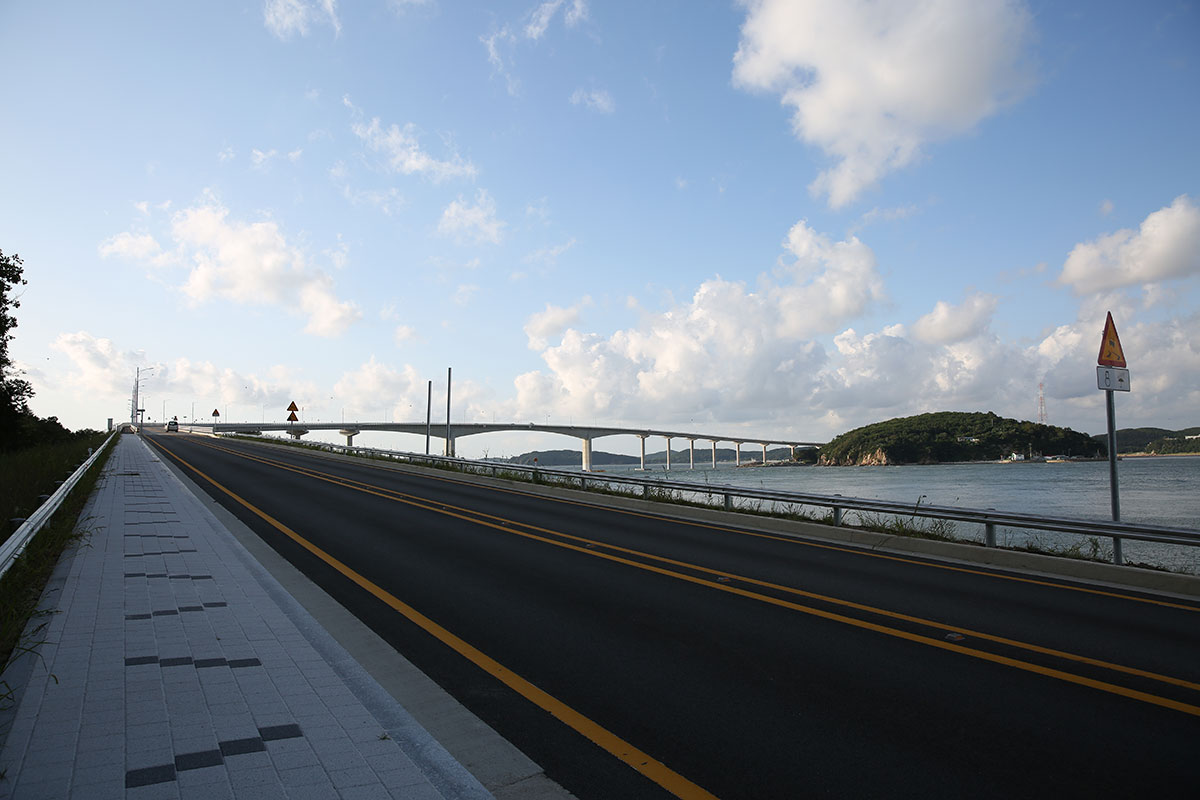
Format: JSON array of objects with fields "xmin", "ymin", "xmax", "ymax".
[{"xmin": 2, "ymin": 0, "xmax": 1198, "ymax": 458}]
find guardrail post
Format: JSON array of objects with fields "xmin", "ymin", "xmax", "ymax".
[
  {"xmin": 832, "ymin": 506, "xmax": 842, "ymax": 526},
  {"xmin": 985, "ymin": 521, "xmax": 996, "ymax": 547},
  {"xmin": 1113, "ymin": 537, "xmax": 1124, "ymax": 566},
  {"xmin": 723, "ymin": 493, "xmax": 732, "ymax": 511}
]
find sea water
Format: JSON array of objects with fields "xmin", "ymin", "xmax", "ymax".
[{"xmin": 596, "ymin": 456, "xmax": 1200, "ymax": 574}]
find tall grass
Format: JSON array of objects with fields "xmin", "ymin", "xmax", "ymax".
[
  {"xmin": 1, "ymin": 433, "xmax": 108, "ymax": 547},
  {"xmin": 1, "ymin": 431, "xmax": 117, "ymax": 703}
]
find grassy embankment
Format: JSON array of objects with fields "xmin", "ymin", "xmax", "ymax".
[{"xmin": 0, "ymin": 430, "xmax": 114, "ymax": 699}]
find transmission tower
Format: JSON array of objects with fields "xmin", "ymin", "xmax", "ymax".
[{"xmin": 1037, "ymin": 382, "xmax": 1047, "ymax": 424}]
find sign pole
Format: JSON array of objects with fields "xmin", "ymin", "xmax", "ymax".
[
  {"xmin": 1096, "ymin": 311, "xmax": 1128, "ymax": 566},
  {"xmin": 1105, "ymin": 388, "xmax": 1122, "ymax": 565}
]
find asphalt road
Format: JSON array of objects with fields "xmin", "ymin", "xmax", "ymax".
[{"xmin": 145, "ymin": 433, "xmax": 1200, "ymax": 799}]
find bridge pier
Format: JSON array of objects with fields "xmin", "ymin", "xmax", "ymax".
[
  {"xmin": 711, "ymin": 441, "xmax": 717, "ymax": 469},
  {"xmin": 339, "ymin": 429, "xmax": 360, "ymax": 447},
  {"xmin": 581, "ymin": 437, "xmax": 593, "ymax": 472},
  {"xmin": 444, "ymin": 436, "xmax": 456, "ymax": 457},
  {"xmin": 665, "ymin": 437, "xmax": 672, "ymax": 471},
  {"xmin": 638, "ymin": 435, "xmax": 647, "ymax": 471},
  {"xmin": 761, "ymin": 443, "xmax": 768, "ymax": 464},
  {"xmin": 734, "ymin": 442, "xmax": 742, "ymax": 466},
  {"xmin": 689, "ymin": 439, "xmax": 695, "ymax": 470},
  {"xmin": 287, "ymin": 428, "xmax": 309, "ymax": 441}
]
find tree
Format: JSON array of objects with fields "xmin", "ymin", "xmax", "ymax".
[{"xmin": 2, "ymin": 249, "xmax": 34, "ymax": 445}]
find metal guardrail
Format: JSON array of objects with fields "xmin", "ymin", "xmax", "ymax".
[
  {"xmin": 0, "ymin": 429, "xmax": 118, "ymax": 581},
  {"xmin": 229, "ymin": 434, "xmax": 1200, "ymax": 565}
]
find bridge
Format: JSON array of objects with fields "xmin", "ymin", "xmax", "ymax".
[{"xmin": 195, "ymin": 421, "xmax": 822, "ymax": 472}]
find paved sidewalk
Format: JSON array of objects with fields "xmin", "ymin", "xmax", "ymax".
[{"xmin": 0, "ymin": 433, "xmax": 495, "ymax": 799}]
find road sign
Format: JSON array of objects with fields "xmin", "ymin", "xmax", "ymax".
[
  {"xmin": 1097, "ymin": 311, "xmax": 1127, "ymax": 367},
  {"xmin": 1097, "ymin": 366, "xmax": 1130, "ymax": 392},
  {"xmin": 212, "ymin": 409, "xmax": 220, "ymax": 417},
  {"xmin": 287, "ymin": 411, "xmax": 299, "ymax": 422},
  {"xmin": 287, "ymin": 401, "xmax": 299, "ymax": 412}
]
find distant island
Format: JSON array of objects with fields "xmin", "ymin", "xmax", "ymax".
[
  {"xmin": 1092, "ymin": 426, "xmax": 1200, "ymax": 455},
  {"xmin": 818, "ymin": 411, "xmax": 1102, "ymax": 466},
  {"xmin": 501, "ymin": 412, "xmax": 1198, "ymax": 469}
]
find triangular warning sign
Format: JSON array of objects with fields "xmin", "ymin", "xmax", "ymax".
[
  {"xmin": 287, "ymin": 401, "xmax": 299, "ymax": 412},
  {"xmin": 1097, "ymin": 312, "xmax": 1127, "ymax": 368},
  {"xmin": 287, "ymin": 411, "xmax": 299, "ymax": 422},
  {"xmin": 212, "ymin": 409, "xmax": 220, "ymax": 417}
]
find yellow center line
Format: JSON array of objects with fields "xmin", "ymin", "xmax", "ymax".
[
  {"xmin": 150, "ymin": 439, "xmax": 720, "ymax": 800},
  {"xmin": 229, "ymin": 435, "xmax": 1200, "ymax": 614},
  {"xmin": 183, "ymin": 437, "xmax": 1200, "ymax": 697}
]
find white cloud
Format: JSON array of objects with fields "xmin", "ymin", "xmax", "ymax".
[
  {"xmin": 526, "ymin": 1, "xmax": 562, "ymax": 39},
  {"xmin": 49, "ymin": 332, "xmax": 139, "ymax": 398},
  {"xmin": 333, "ymin": 358, "xmax": 428, "ymax": 419},
  {"xmin": 524, "ymin": 238, "xmax": 576, "ymax": 265},
  {"xmin": 98, "ymin": 232, "xmax": 167, "ymax": 265},
  {"xmin": 351, "ymin": 117, "xmax": 477, "ymax": 182},
  {"xmin": 569, "ymin": 88, "xmax": 615, "ymax": 113},
  {"xmin": 481, "ymin": 29, "xmax": 521, "ymax": 96},
  {"xmin": 770, "ymin": 219, "xmax": 887, "ymax": 338},
  {"xmin": 218, "ymin": 147, "xmax": 235, "ymax": 162},
  {"xmin": 394, "ymin": 325, "xmax": 418, "ymax": 345},
  {"xmin": 1059, "ymin": 195, "xmax": 1200, "ymax": 294},
  {"xmin": 452, "ymin": 284, "xmax": 481, "ymax": 306},
  {"xmin": 264, "ymin": 0, "xmax": 341, "ymax": 40},
  {"xmin": 483, "ymin": 0, "xmax": 588, "ymax": 95},
  {"xmin": 911, "ymin": 293, "xmax": 997, "ymax": 345},
  {"xmin": 733, "ymin": 0, "xmax": 1034, "ymax": 208},
  {"xmin": 437, "ymin": 190, "xmax": 505, "ymax": 245},
  {"xmin": 48, "ymin": 332, "xmax": 306, "ymax": 417},
  {"xmin": 509, "ymin": 219, "xmax": 886, "ymax": 426},
  {"xmin": 102, "ymin": 196, "xmax": 361, "ymax": 337},
  {"xmin": 564, "ymin": 0, "xmax": 588, "ymax": 26},
  {"xmin": 524, "ymin": 298, "xmax": 591, "ymax": 349},
  {"xmin": 251, "ymin": 148, "xmax": 278, "ymax": 169}
]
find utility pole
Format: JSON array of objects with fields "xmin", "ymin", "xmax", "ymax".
[
  {"xmin": 445, "ymin": 367, "xmax": 453, "ymax": 457},
  {"xmin": 425, "ymin": 380, "xmax": 432, "ymax": 455}
]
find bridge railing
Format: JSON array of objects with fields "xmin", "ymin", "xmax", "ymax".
[
  {"xmin": 0, "ymin": 429, "xmax": 119, "ymax": 581},
  {"xmin": 248, "ymin": 436, "xmax": 1200, "ymax": 566}
]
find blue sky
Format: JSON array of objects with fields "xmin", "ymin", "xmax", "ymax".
[{"xmin": 2, "ymin": 0, "xmax": 1198, "ymax": 457}]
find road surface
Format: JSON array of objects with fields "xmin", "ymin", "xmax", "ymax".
[{"xmin": 144, "ymin": 433, "xmax": 1200, "ymax": 799}]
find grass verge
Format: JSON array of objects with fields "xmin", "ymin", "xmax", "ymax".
[
  {"xmin": 0, "ymin": 431, "xmax": 119, "ymax": 709},
  {"xmin": 1, "ymin": 433, "xmax": 109, "ymax": 549}
]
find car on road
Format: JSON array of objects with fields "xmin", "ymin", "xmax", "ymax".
[{"xmin": 166, "ymin": 419, "xmax": 178, "ymax": 432}]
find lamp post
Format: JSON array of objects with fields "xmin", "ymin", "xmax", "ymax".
[{"xmin": 132, "ymin": 366, "xmax": 155, "ymax": 427}]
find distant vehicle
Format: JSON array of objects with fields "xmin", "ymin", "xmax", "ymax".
[{"xmin": 166, "ymin": 419, "xmax": 178, "ymax": 432}]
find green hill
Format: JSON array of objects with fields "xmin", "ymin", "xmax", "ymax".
[
  {"xmin": 1091, "ymin": 427, "xmax": 1200, "ymax": 454},
  {"xmin": 818, "ymin": 411, "xmax": 1103, "ymax": 466}
]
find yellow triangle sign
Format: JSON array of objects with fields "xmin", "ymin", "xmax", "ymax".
[
  {"xmin": 287, "ymin": 401, "xmax": 299, "ymax": 412},
  {"xmin": 1097, "ymin": 312, "xmax": 1126, "ymax": 368},
  {"xmin": 287, "ymin": 411, "xmax": 299, "ymax": 422}
]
